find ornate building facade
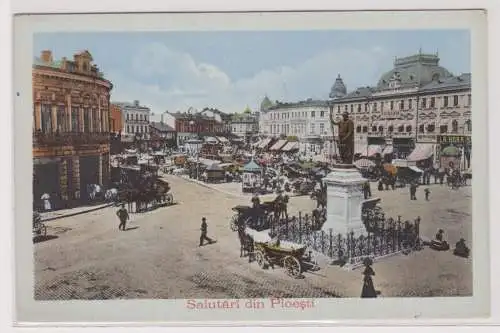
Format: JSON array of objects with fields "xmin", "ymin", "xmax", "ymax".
[
  {"xmin": 330, "ymin": 51, "xmax": 471, "ymax": 168},
  {"xmin": 32, "ymin": 50, "xmax": 113, "ymax": 208},
  {"xmin": 230, "ymin": 107, "xmax": 259, "ymax": 143}
]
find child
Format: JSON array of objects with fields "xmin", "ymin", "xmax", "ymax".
[{"xmin": 424, "ymin": 188, "xmax": 430, "ymax": 201}]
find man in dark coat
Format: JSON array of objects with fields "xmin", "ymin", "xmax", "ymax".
[
  {"xmin": 199, "ymin": 217, "xmax": 214, "ymax": 246},
  {"xmin": 116, "ymin": 203, "xmax": 129, "ymax": 231},
  {"xmin": 409, "ymin": 182, "xmax": 418, "ymax": 200}
]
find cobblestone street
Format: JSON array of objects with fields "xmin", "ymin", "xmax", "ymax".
[{"xmin": 34, "ymin": 175, "xmax": 472, "ymax": 300}]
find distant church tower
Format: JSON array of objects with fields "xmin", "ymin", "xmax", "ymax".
[{"xmin": 329, "ymin": 74, "xmax": 347, "ymax": 99}]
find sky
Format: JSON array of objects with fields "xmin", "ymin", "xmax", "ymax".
[{"xmin": 33, "ymin": 30, "xmax": 470, "ymax": 115}]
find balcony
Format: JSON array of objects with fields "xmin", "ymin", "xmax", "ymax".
[{"xmin": 33, "ymin": 131, "xmax": 110, "ymax": 147}]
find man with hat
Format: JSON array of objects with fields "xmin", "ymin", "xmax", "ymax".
[{"xmin": 330, "ymin": 111, "xmax": 355, "ymax": 165}]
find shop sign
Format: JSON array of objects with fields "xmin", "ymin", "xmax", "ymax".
[
  {"xmin": 417, "ymin": 134, "xmax": 437, "ymax": 143},
  {"xmin": 381, "ymin": 110, "xmax": 401, "ymax": 119},
  {"xmin": 437, "ymin": 135, "xmax": 471, "ymax": 145}
]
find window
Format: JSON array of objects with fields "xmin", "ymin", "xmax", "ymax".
[
  {"xmin": 127, "ymin": 125, "xmax": 130, "ymax": 133},
  {"xmin": 430, "ymin": 97, "xmax": 435, "ymax": 108},
  {"xmin": 40, "ymin": 103, "xmax": 52, "ymax": 133},
  {"xmin": 419, "ymin": 124, "xmax": 425, "ymax": 133},
  {"xmin": 380, "ymin": 102, "xmax": 384, "ymax": 111},
  {"xmin": 362, "ymin": 126, "xmax": 368, "ymax": 133},
  {"xmin": 398, "ymin": 125, "xmax": 404, "ymax": 132},
  {"xmin": 350, "ymin": 105, "xmax": 354, "ymax": 113},
  {"xmin": 310, "ymin": 123, "xmax": 315, "ymax": 134},
  {"xmin": 356, "ymin": 126, "xmax": 362, "ymax": 133},
  {"xmin": 71, "ymin": 106, "xmax": 80, "ymax": 132},
  {"xmin": 422, "ymin": 98, "xmax": 427, "ymax": 108},
  {"xmin": 443, "ymin": 96, "xmax": 449, "ymax": 107},
  {"xmin": 427, "ymin": 124, "xmax": 435, "ymax": 133},
  {"xmin": 83, "ymin": 107, "xmax": 91, "ymax": 132},
  {"xmin": 92, "ymin": 108, "xmax": 98, "ymax": 132},
  {"xmin": 408, "ymin": 99, "xmax": 413, "ymax": 109},
  {"xmin": 399, "ymin": 100, "xmax": 404, "ymax": 110},
  {"xmin": 378, "ymin": 126, "xmax": 384, "ymax": 133},
  {"xmin": 337, "ymin": 106, "xmax": 341, "ymax": 113},
  {"xmin": 468, "ymin": 94, "xmax": 471, "ymax": 106},
  {"xmin": 320, "ymin": 111, "xmax": 325, "ymax": 117},
  {"xmin": 365, "ymin": 103, "xmax": 368, "ymax": 112},
  {"xmin": 56, "ymin": 105, "xmax": 66, "ymax": 132},
  {"xmin": 371, "ymin": 126, "xmax": 377, "ymax": 132},
  {"xmin": 453, "ymin": 95, "xmax": 459, "ymax": 106},
  {"xmin": 373, "ymin": 103, "xmax": 378, "ymax": 111},
  {"xmin": 311, "ymin": 111, "xmax": 315, "ymax": 118},
  {"xmin": 452, "ymin": 120, "xmax": 458, "ymax": 132},
  {"xmin": 390, "ymin": 101, "xmax": 394, "ymax": 110},
  {"xmin": 357, "ymin": 104, "xmax": 361, "ymax": 112},
  {"xmin": 440, "ymin": 125, "xmax": 448, "ymax": 134},
  {"xmin": 466, "ymin": 119, "xmax": 472, "ymax": 131},
  {"xmin": 344, "ymin": 105, "xmax": 348, "ymax": 112},
  {"xmin": 135, "ymin": 114, "xmax": 138, "ymax": 121},
  {"xmin": 320, "ymin": 123, "xmax": 325, "ymax": 134},
  {"xmin": 126, "ymin": 113, "xmax": 129, "ymax": 121},
  {"xmin": 388, "ymin": 125, "xmax": 394, "ymax": 133},
  {"xmin": 406, "ymin": 125, "xmax": 412, "ymax": 133}
]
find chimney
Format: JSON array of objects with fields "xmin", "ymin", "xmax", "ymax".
[{"xmin": 40, "ymin": 50, "xmax": 53, "ymax": 64}]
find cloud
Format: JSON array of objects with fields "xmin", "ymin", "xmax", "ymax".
[{"xmin": 109, "ymin": 42, "xmax": 390, "ymax": 113}]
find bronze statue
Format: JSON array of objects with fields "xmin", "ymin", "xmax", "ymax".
[{"xmin": 330, "ymin": 111, "xmax": 355, "ymax": 165}]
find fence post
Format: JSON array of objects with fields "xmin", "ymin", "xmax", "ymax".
[
  {"xmin": 329, "ymin": 229, "xmax": 333, "ymax": 258},
  {"xmin": 321, "ymin": 230, "xmax": 325, "ymax": 254}
]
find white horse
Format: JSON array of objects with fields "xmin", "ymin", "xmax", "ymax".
[
  {"xmin": 87, "ymin": 184, "xmax": 102, "ymax": 201},
  {"xmin": 104, "ymin": 188, "xmax": 118, "ymax": 202}
]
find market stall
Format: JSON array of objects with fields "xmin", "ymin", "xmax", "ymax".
[
  {"xmin": 242, "ymin": 159, "xmax": 262, "ymax": 193},
  {"xmin": 206, "ymin": 163, "xmax": 225, "ymax": 183}
]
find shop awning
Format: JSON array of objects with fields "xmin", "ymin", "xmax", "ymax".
[
  {"xmin": 258, "ymin": 138, "xmax": 272, "ymax": 149},
  {"xmin": 407, "ymin": 144, "xmax": 435, "ymax": 162},
  {"xmin": 270, "ymin": 139, "xmax": 287, "ymax": 151},
  {"xmin": 355, "ymin": 143, "xmax": 368, "ymax": 156},
  {"xmin": 382, "ymin": 145, "xmax": 394, "ymax": 155},
  {"xmin": 281, "ymin": 141, "xmax": 299, "ymax": 151},
  {"xmin": 408, "ymin": 166, "xmax": 424, "ymax": 173},
  {"xmin": 367, "ymin": 145, "xmax": 383, "ymax": 157},
  {"xmin": 204, "ymin": 136, "xmax": 218, "ymax": 143},
  {"xmin": 216, "ymin": 136, "xmax": 229, "ymax": 143}
]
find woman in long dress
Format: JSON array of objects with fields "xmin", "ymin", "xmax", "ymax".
[
  {"xmin": 361, "ymin": 258, "xmax": 377, "ymax": 298},
  {"xmin": 41, "ymin": 193, "xmax": 51, "ymax": 211}
]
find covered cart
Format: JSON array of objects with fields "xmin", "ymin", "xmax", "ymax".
[{"xmin": 206, "ymin": 163, "xmax": 225, "ymax": 183}]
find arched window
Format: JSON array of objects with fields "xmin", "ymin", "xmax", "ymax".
[
  {"xmin": 356, "ymin": 126, "xmax": 362, "ymax": 133},
  {"xmin": 378, "ymin": 126, "xmax": 384, "ymax": 133},
  {"xmin": 406, "ymin": 125, "xmax": 412, "ymax": 133},
  {"xmin": 427, "ymin": 124, "xmax": 435, "ymax": 133},
  {"xmin": 388, "ymin": 125, "xmax": 394, "ymax": 133},
  {"xmin": 398, "ymin": 125, "xmax": 404, "ymax": 132},
  {"xmin": 362, "ymin": 126, "xmax": 368, "ymax": 133},
  {"xmin": 452, "ymin": 120, "xmax": 458, "ymax": 133},
  {"xmin": 371, "ymin": 126, "xmax": 377, "ymax": 132},
  {"xmin": 419, "ymin": 124, "xmax": 425, "ymax": 133}
]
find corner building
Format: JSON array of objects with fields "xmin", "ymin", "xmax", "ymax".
[
  {"xmin": 32, "ymin": 50, "xmax": 113, "ymax": 207},
  {"xmin": 329, "ymin": 51, "xmax": 471, "ymax": 168}
]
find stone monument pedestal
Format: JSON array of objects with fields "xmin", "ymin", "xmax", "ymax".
[{"xmin": 321, "ymin": 164, "xmax": 367, "ymax": 237}]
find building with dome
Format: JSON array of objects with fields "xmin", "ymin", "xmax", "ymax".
[
  {"xmin": 329, "ymin": 51, "xmax": 471, "ymax": 169},
  {"xmin": 230, "ymin": 106, "xmax": 260, "ymax": 143}
]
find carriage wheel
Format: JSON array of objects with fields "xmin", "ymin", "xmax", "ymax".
[
  {"xmin": 283, "ymin": 256, "xmax": 302, "ymax": 278},
  {"xmin": 230, "ymin": 215, "xmax": 239, "ymax": 231},
  {"xmin": 255, "ymin": 250, "xmax": 266, "ymax": 269}
]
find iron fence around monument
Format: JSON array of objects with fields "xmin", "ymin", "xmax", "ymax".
[{"xmin": 270, "ymin": 208, "xmax": 421, "ymax": 266}]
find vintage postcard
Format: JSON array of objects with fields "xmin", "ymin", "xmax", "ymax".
[{"xmin": 13, "ymin": 10, "xmax": 489, "ymax": 324}]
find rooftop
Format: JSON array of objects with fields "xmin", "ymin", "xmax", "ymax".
[{"xmin": 150, "ymin": 121, "xmax": 176, "ymax": 132}]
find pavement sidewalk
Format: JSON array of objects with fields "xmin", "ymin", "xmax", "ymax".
[{"xmin": 40, "ymin": 202, "xmax": 115, "ymax": 222}]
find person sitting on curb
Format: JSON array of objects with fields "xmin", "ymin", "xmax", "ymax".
[
  {"xmin": 453, "ymin": 238, "xmax": 470, "ymax": 258},
  {"xmin": 430, "ymin": 229, "xmax": 450, "ymax": 251}
]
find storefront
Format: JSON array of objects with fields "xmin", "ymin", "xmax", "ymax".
[{"xmin": 437, "ymin": 135, "xmax": 471, "ymax": 170}]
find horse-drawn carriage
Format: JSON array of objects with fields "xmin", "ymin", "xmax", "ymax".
[
  {"xmin": 254, "ymin": 239, "xmax": 307, "ymax": 278},
  {"xmin": 230, "ymin": 205, "xmax": 272, "ymax": 232}
]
